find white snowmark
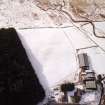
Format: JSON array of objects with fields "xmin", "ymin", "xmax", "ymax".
[
  {"xmin": 81, "ymin": 23, "xmax": 105, "ymax": 50},
  {"xmin": 17, "ymin": 28, "xmax": 77, "ymax": 87},
  {"xmin": 80, "ymin": 92, "xmax": 100, "ymax": 105},
  {"xmin": 0, "ymin": 0, "xmax": 55, "ymax": 28},
  {"xmin": 63, "ymin": 27, "xmax": 96, "ymax": 49},
  {"xmin": 17, "ymin": 27, "xmax": 105, "ymax": 88},
  {"xmin": 0, "ymin": 0, "xmax": 72, "ymax": 28}
]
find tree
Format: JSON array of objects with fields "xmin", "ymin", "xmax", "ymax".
[{"xmin": 61, "ymin": 82, "xmax": 75, "ymax": 92}]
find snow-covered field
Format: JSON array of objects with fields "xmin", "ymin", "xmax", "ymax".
[
  {"xmin": 17, "ymin": 28, "xmax": 77, "ymax": 89},
  {"xmin": 0, "ymin": 0, "xmax": 105, "ymax": 92},
  {"xmin": 17, "ymin": 27, "xmax": 105, "ymax": 89}
]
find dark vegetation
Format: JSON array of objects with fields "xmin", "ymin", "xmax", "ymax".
[
  {"xmin": 0, "ymin": 28, "xmax": 45, "ymax": 105},
  {"xmin": 61, "ymin": 83, "xmax": 75, "ymax": 92}
]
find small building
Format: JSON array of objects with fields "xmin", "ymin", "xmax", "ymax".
[
  {"xmin": 78, "ymin": 53, "xmax": 89, "ymax": 70},
  {"xmin": 84, "ymin": 70, "xmax": 97, "ymax": 90}
]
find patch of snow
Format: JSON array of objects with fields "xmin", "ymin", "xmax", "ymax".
[
  {"xmin": 17, "ymin": 26, "xmax": 105, "ymax": 88},
  {"xmin": 17, "ymin": 28, "xmax": 77, "ymax": 88},
  {"xmin": 80, "ymin": 91, "xmax": 100, "ymax": 105},
  {"xmin": 63, "ymin": 27, "xmax": 96, "ymax": 49}
]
